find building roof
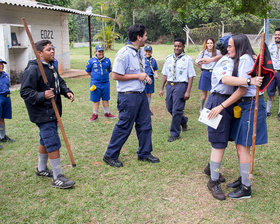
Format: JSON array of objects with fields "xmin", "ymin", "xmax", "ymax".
[{"xmin": 0, "ymin": 0, "xmax": 111, "ymax": 19}]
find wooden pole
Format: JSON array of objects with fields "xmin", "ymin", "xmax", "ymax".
[
  {"xmin": 21, "ymin": 17, "xmax": 76, "ymax": 167},
  {"xmin": 88, "ymin": 16, "xmax": 92, "ymax": 58},
  {"xmin": 249, "ymin": 32, "xmax": 265, "ymax": 179}
]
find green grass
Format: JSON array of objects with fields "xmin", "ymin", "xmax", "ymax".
[{"xmin": 1, "ymin": 44, "xmax": 280, "ymax": 223}]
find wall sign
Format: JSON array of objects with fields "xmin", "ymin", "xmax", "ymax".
[{"xmin": 40, "ymin": 30, "xmax": 54, "ymax": 39}]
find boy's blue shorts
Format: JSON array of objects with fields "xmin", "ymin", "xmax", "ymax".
[
  {"xmin": 90, "ymin": 82, "xmax": 110, "ymax": 102},
  {"xmin": 37, "ymin": 121, "xmax": 61, "ymax": 153},
  {"xmin": 0, "ymin": 95, "xmax": 12, "ymax": 119},
  {"xmin": 145, "ymin": 76, "xmax": 155, "ymax": 94}
]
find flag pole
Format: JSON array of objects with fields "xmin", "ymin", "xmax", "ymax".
[
  {"xmin": 249, "ymin": 33, "xmax": 265, "ymax": 180},
  {"xmin": 21, "ymin": 18, "xmax": 76, "ymax": 167}
]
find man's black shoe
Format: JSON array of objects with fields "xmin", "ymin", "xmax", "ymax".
[
  {"xmin": 203, "ymin": 163, "xmax": 226, "ymax": 183},
  {"xmin": 227, "ymin": 176, "xmax": 241, "ymax": 188},
  {"xmin": 207, "ymin": 179, "xmax": 226, "ymax": 200},
  {"xmin": 267, "ymin": 112, "xmax": 271, "ymax": 117},
  {"xmin": 168, "ymin": 136, "xmax": 179, "ymax": 142},
  {"xmin": 181, "ymin": 122, "xmax": 187, "ymax": 132},
  {"xmin": 228, "ymin": 184, "xmax": 251, "ymax": 199},
  {"xmin": 0, "ymin": 135, "xmax": 15, "ymax": 142},
  {"xmin": 103, "ymin": 156, "xmax": 123, "ymax": 167},
  {"xmin": 138, "ymin": 154, "xmax": 160, "ymax": 163}
]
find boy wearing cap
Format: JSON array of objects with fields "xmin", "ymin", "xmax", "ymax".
[
  {"xmin": 0, "ymin": 59, "xmax": 15, "ymax": 147},
  {"xmin": 85, "ymin": 44, "xmax": 115, "ymax": 121},
  {"xmin": 144, "ymin": 45, "xmax": 158, "ymax": 114}
]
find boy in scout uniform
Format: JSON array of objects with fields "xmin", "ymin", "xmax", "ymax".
[{"xmin": 159, "ymin": 38, "xmax": 196, "ymax": 142}]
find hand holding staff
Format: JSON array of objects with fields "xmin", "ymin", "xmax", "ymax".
[{"xmin": 21, "ymin": 17, "xmax": 76, "ymax": 167}]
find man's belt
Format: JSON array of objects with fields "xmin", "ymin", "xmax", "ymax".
[
  {"xmin": 119, "ymin": 91, "xmax": 143, "ymax": 94},
  {"xmin": 239, "ymin": 95, "xmax": 263, "ymax": 102},
  {"xmin": 167, "ymin": 81, "xmax": 186, "ymax": 86},
  {"xmin": 201, "ymin": 69, "xmax": 213, "ymax": 72},
  {"xmin": 0, "ymin": 93, "xmax": 10, "ymax": 97},
  {"xmin": 211, "ymin": 92, "xmax": 231, "ymax": 98}
]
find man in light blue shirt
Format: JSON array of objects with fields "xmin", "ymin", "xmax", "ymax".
[
  {"xmin": 103, "ymin": 24, "xmax": 160, "ymax": 167},
  {"xmin": 159, "ymin": 38, "xmax": 196, "ymax": 142},
  {"xmin": 267, "ymin": 28, "xmax": 280, "ymax": 120}
]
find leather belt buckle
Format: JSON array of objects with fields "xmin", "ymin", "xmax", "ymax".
[
  {"xmin": 209, "ymin": 69, "xmax": 213, "ymax": 72},
  {"xmin": 170, "ymin": 82, "xmax": 174, "ymax": 86}
]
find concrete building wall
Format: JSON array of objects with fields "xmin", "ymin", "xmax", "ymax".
[{"xmin": 0, "ymin": 4, "xmax": 70, "ymax": 82}]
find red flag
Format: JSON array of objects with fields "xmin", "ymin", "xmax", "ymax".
[{"xmin": 248, "ymin": 43, "xmax": 275, "ymax": 93}]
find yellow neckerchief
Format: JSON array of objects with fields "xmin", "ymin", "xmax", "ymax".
[
  {"xmin": 94, "ymin": 56, "xmax": 106, "ymax": 76},
  {"xmin": 145, "ymin": 56, "xmax": 154, "ymax": 74}
]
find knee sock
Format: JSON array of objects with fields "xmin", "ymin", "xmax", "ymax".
[
  {"xmin": 104, "ymin": 107, "xmax": 110, "ymax": 114},
  {"xmin": 49, "ymin": 158, "xmax": 62, "ymax": 180},
  {"xmin": 93, "ymin": 109, "xmax": 98, "ymax": 115},
  {"xmin": 200, "ymin": 99, "xmax": 205, "ymax": 111},
  {"xmin": 240, "ymin": 163, "xmax": 250, "ymax": 187},
  {"xmin": 0, "ymin": 124, "xmax": 5, "ymax": 139},
  {"xmin": 266, "ymin": 99, "xmax": 273, "ymax": 113},
  {"xmin": 210, "ymin": 160, "xmax": 221, "ymax": 181},
  {"xmin": 147, "ymin": 97, "xmax": 151, "ymax": 106},
  {"xmin": 38, "ymin": 153, "xmax": 48, "ymax": 171}
]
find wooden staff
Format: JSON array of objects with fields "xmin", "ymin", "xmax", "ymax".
[
  {"xmin": 249, "ymin": 32, "xmax": 265, "ymax": 179},
  {"xmin": 21, "ymin": 18, "xmax": 76, "ymax": 167}
]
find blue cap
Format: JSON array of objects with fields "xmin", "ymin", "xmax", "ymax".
[
  {"xmin": 95, "ymin": 44, "xmax": 104, "ymax": 52},
  {"xmin": 0, "ymin": 59, "xmax": 7, "ymax": 64},
  {"xmin": 215, "ymin": 34, "xmax": 232, "ymax": 50},
  {"xmin": 144, "ymin": 45, "xmax": 152, "ymax": 51}
]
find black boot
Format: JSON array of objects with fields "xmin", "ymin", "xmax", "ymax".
[
  {"xmin": 227, "ymin": 176, "xmax": 241, "ymax": 188},
  {"xmin": 203, "ymin": 163, "xmax": 226, "ymax": 183},
  {"xmin": 228, "ymin": 184, "xmax": 251, "ymax": 199},
  {"xmin": 207, "ymin": 179, "xmax": 226, "ymax": 200}
]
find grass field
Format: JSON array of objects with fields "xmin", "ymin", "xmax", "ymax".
[{"xmin": 1, "ymin": 44, "xmax": 280, "ymax": 223}]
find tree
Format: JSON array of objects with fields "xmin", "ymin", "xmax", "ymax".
[{"xmin": 38, "ymin": 0, "xmax": 71, "ymax": 7}]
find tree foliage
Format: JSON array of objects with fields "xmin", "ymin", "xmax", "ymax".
[{"xmin": 38, "ymin": 0, "xmax": 71, "ymax": 7}]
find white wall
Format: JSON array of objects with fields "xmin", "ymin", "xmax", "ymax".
[{"xmin": 0, "ymin": 4, "xmax": 70, "ymax": 80}]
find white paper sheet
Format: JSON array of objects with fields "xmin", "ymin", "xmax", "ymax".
[{"xmin": 198, "ymin": 108, "xmax": 223, "ymax": 129}]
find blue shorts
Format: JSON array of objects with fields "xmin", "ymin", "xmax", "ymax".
[
  {"xmin": 267, "ymin": 71, "xmax": 280, "ymax": 96},
  {"xmin": 230, "ymin": 97, "xmax": 267, "ymax": 146},
  {"xmin": 145, "ymin": 76, "xmax": 155, "ymax": 94},
  {"xmin": 198, "ymin": 70, "xmax": 212, "ymax": 91},
  {"xmin": 37, "ymin": 121, "xmax": 61, "ymax": 153},
  {"xmin": 90, "ymin": 82, "xmax": 110, "ymax": 102},
  {"xmin": 0, "ymin": 95, "xmax": 12, "ymax": 119},
  {"xmin": 205, "ymin": 93, "xmax": 234, "ymax": 149}
]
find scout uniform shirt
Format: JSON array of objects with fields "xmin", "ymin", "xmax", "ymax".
[
  {"xmin": 195, "ymin": 49, "xmax": 221, "ymax": 70},
  {"xmin": 268, "ymin": 43, "xmax": 280, "ymax": 70},
  {"xmin": 162, "ymin": 53, "xmax": 196, "ymax": 82},
  {"xmin": 0, "ymin": 71, "xmax": 10, "ymax": 96},
  {"xmin": 85, "ymin": 56, "xmax": 112, "ymax": 85},
  {"xmin": 145, "ymin": 57, "xmax": 158, "ymax": 76},
  {"xmin": 113, "ymin": 45, "xmax": 146, "ymax": 92}
]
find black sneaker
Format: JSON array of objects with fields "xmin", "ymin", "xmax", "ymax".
[
  {"xmin": 228, "ymin": 184, "xmax": 251, "ymax": 199},
  {"xmin": 267, "ymin": 112, "xmax": 271, "ymax": 117},
  {"xmin": 227, "ymin": 176, "xmax": 241, "ymax": 188},
  {"xmin": 36, "ymin": 167, "xmax": 53, "ymax": 178},
  {"xmin": 168, "ymin": 136, "xmax": 179, "ymax": 142},
  {"xmin": 203, "ymin": 163, "xmax": 226, "ymax": 183},
  {"xmin": 138, "ymin": 154, "xmax": 160, "ymax": 163},
  {"xmin": 103, "ymin": 156, "xmax": 123, "ymax": 167},
  {"xmin": 207, "ymin": 179, "xmax": 226, "ymax": 200},
  {"xmin": 52, "ymin": 174, "xmax": 75, "ymax": 189},
  {"xmin": 0, "ymin": 135, "xmax": 15, "ymax": 142}
]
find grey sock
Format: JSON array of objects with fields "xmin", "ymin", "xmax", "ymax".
[
  {"xmin": 240, "ymin": 163, "xmax": 250, "ymax": 187},
  {"xmin": 0, "ymin": 124, "xmax": 5, "ymax": 139},
  {"xmin": 210, "ymin": 160, "xmax": 221, "ymax": 181},
  {"xmin": 266, "ymin": 99, "xmax": 273, "ymax": 113},
  {"xmin": 104, "ymin": 107, "xmax": 110, "ymax": 114},
  {"xmin": 200, "ymin": 99, "xmax": 205, "ymax": 111},
  {"xmin": 38, "ymin": 153, "xmax": 48, "ymax": 171},
  {"xmin": 93, "ymin": 109, "xmax": 98, "ymax": 115},
  {"xmin": 49, "ymin": 158, "xmax": 62, "ymax": 180},
  {"xmin": 147, "ymin": 97, "xmax": 151, "ymax": 106}
]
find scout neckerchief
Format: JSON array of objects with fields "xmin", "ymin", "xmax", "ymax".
[
  {"xmin": 126, "ymin": 42, "xmax": 144, "ymax": 73},
  {"xmin": 94, "ymin": 55, "xmax": 106, "ymax": 76},
  {"xmin": 145, "ymin": 56, "xmax": 154, "ymax": 74},
  {"xmin": 42, "ymin": 61, "xmax": 60, "ymax": 94},
  {"xmin": 172, "ymin": 52, "xmax": 185, "ymax": 81}
]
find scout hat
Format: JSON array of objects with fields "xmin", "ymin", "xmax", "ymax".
[{"xmin": 95, "ymin": 44, "xmax": 105, "ymax": 51}]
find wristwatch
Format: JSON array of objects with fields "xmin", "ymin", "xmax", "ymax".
[{"xmin": 247, "ymin": 78, "xmax": 251, "ymax": 86}]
